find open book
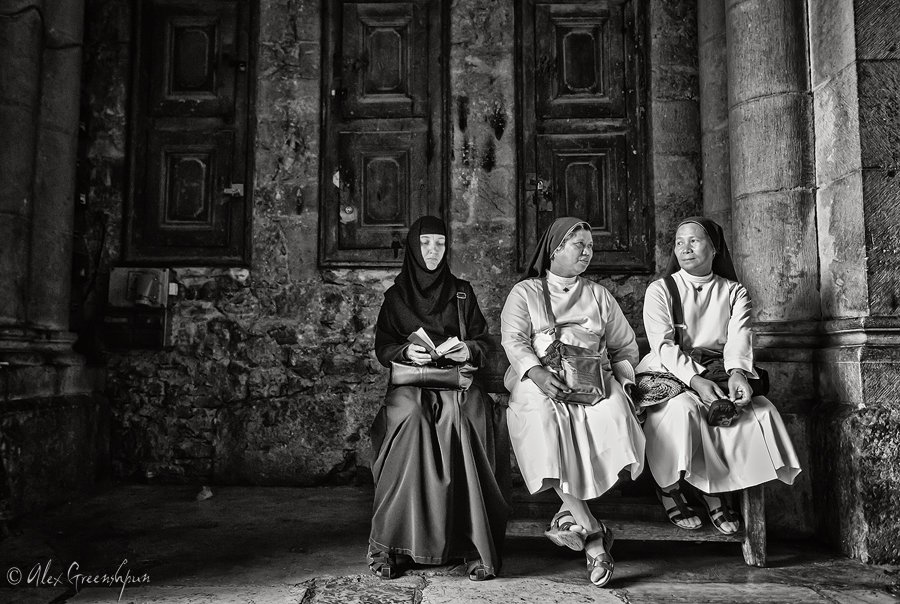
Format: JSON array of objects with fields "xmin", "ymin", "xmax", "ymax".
[{"xmin": 407, "ymin": 327, "xmax": 464, "ymax": 360}]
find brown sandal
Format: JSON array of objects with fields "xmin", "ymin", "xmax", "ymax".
[
  {"xmin": 585, "ymin": 523, "xmax": 615, "ymax": 587},
  {"xmin": 465, "ymin": 559, "xmax": 495, "ymax": 581},
  {"xmin": 544, "ymin": 509, "xmax": 587, "ymax": 551},
  {"xmin": 657, "ymin": 486, "xmax": 702, "ymax": 530}
]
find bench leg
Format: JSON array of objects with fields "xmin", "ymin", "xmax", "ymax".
[{"xmin": 741, "ymin": 485, "xmax": 766, "ymax": 567}]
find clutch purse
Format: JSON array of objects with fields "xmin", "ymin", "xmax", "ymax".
[{"xmin": 389, "ymin": 361, "xmax": 476, "ymax": 391}]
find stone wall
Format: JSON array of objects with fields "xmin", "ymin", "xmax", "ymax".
[
  {"xmin": 807, "ymin": 0, "xmax": 900, "ymax": 564},
  {"xmin": 79, "ymin": 0, "xmax": 703, "ymax": 489}
]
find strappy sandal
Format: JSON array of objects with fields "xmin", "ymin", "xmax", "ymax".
[
  {"xmin": 368, "ymin": 549, "xmax": 400, "ymax": 580},
  {"xmin": 544, "ymin": 509, "xmax": 587, "ymax": 551},
  {"xmin": 465, "ymin": 558, "xmax": 495, "ymax": 582},
  {"xmin": 584, "ymin": 523, "xmax": 615, "ymax": 587},
  {"xmin": 656, "ymin": 486, "xmax": 702, "ymax": 530},
  {"xmin": 702, "ymin": 493, "xmax": 741, "ymax": 535}
]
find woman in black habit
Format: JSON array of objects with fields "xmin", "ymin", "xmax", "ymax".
[{"xmin": 368, "ymin": 216, "xmax": 507, "ymax": 581}]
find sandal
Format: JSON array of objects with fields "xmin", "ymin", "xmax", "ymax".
[
  {"xmin": 465, "ymin": 558, "xmax": 495, "ymax": 582},
  {"xmin": 702, "ymin": 493, "xmax": 741, "ymax": 535},
  {"xmin": 585, "ymin": 523, "xmax": 615, "ymax": 587},
  {"xmin": 656, "ymin": 486, "xmax": 702, "ymax": 530},
  {"xmin": 544, "ymin": 509, "xmax": 587, "ymax": 551},
  {"xmin": 368, "ymin": 549, "xmax": 400, "ymax": 580}
]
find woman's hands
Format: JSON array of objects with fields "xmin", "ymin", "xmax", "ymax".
[
  {"xmin": 405, "ymin": 344, "xmax": 433, "ymax": 365},
  {"xmin": 689, "ymin": 374, "xmax": 727, "ymax": 404},
  {"xmin": 728, "ymin": 371, "xmax": 752, "ymax": 406},
  {"xmin": 527, "ymin": 366, "xmax": 571, "ymax": 400},
  {"xmin": 405, "ymin": 343, "xmax": 470, "ymax": 364}
]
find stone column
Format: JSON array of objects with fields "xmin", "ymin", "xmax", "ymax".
[
  {"xmin": 697, "ymin": 0, "xmax": 732, "ymax": 240},
  {"xmin": 0, "ymin": 2, "xmax": 43, "ymax": 328},
  {"xmin": 726, "ymin": 0, "xmax": 818, "ymax": 324},
  {"xmin": 724, "ymin": 0, "xmax": 818, "ymax": 539},
  {"xmin": 27, "ymin": 0, "xmax": 85, "ymax": 332}
]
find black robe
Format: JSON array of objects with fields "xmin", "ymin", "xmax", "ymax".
[{"xmin": 368, "ymin": 278, "xmax": 507, "ymax": 575}]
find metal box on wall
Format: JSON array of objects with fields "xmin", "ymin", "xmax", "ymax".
[{"xmin": 104, "ymin": 267, "xmax": 174, "ymax": 349}]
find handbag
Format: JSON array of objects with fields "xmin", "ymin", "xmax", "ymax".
[
  {"xmin": 389, "ymin": 290, "xmax": 477, "ymax": 391},
  {"xmin": 537, "ymin": 277, "xmax": 606, "ymax": 405}
]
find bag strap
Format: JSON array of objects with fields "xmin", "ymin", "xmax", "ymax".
[
  {"xmin": 540, "ymin": 277, "xmax": 561, "ymax": 340},
  {"xmin": 456, "ymin": 290, "xmax": 467, "ymax": 341},
  {"xmin": 663, "ymin": 274, "xmax": 685, "ymax": 348}
]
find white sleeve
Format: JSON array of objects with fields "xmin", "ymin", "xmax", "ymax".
[
  {"xmin": 500, "ymin": 284, "xmax": 543, "ymax": 381},
  {"xmin": 723, "ymin": 283, "xmax": 758, "ymax": 377}
]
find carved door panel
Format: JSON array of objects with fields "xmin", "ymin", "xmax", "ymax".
[
  {"xmin": 519, "ymin": 0, "xmax": 650, "ymax": 272},
  {"xmin": 321, "ymin": 0, "xmax": 446, "ymax": 267},
  {"xmin": 127, "ymin": 0, "xmax": 251, "ymax": 264}
]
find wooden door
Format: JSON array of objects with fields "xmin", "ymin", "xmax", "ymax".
[
  {"xmin": 126, "ymin": 0, "xmax": 252, "ymax": 264},
  {"xmin": 320, "ymin": 0, "xmax": 447, "ymax": 267},
  {"xmin": 518, "ymin": 0, "xmax": 650, "ymax": 273}
]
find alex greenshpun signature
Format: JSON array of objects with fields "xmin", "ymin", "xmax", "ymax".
[{"xmin": 6, "ymin": 558, "xmax": 149, "ymax": 601}]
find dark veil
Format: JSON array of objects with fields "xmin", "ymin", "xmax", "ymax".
[
  {"xmin": 664, "ymin": 217, "xmax": 738, "ymax": 281},
  {"xmin": 524, "ymin": 217, "xmax": 591, "ymax": 278}
]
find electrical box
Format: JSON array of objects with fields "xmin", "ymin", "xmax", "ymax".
[{"xmin": 104, "ymin": 267, "xmax": 173, "ymax": 349}]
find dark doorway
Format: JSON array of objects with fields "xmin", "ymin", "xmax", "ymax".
[
  {"xmin": 125, "ymin": 0, "xmax": 254, "ymax": 265},
  {"xmin": 516, "ymin": 0, "xmax": 651, "ymax": 273},
  {"xmin": 319, "ymin": 0, "xmax": 449, "ymax": 267}
]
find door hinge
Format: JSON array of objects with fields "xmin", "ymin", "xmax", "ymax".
[{"xmin": 223, "ymin": 183, "xmax": 244, "ymax": 197}]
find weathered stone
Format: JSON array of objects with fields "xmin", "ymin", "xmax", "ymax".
[
  {"xmin": 816, "ymin": 172, "xmax": 869, "ymax": 319},
  {"xmin": 857, "ymin": 60, "xmax": 900, "ymax": 170},
  {"xmin": 814, "ymin": 63, "xmax": 863, "ymax": 186},
  {"xmin": 808, "ymin": 0, "xmax": 857, "ymax": 87},
  {"xmin": 861, "ymin": 168, "xmax": 900, "ymax": 316},
  {"xmin": 651, "ymin": 100, "xmax": 701, "ymax": 155},
  {"xmin": 854, "ymin": 0, "xmax": 900, "ymax": 61},
  {"xmin": 726, "ymin": 0, "xmax": 808, "ymax": 105}
]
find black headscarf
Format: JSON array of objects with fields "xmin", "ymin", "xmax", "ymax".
[
  {"xmin": 524, "ymin": 217, "xmax": 591, "ymax": 278},
  {"xmin": 664, "ymin": 216, "xmax": 738, "ymax": 281},
  {"xmin": 392, "ymin": 215, "xmax": 456, "ymax": 319}
]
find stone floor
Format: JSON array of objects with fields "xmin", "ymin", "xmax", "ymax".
[{"xmin": 0, "ymin": 484, "xmax": 898, "ymax": 603}]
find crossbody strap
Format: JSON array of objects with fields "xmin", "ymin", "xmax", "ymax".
[
  {"xmin": 663, "ymin": 274, "xmax": 685, "ymax": 348},
  {"xmin": 456, "ymin": 290, "xmax": 467, "ymax": 341},
  {"xmin": 540, "ymin": 277, "xmax": 561, "ymax": 340}
]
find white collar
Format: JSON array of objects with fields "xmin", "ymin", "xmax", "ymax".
[
  {"xmin": 546, "ymin": 270, "xmax": 579, "ymax": 288},
  {"xmin": 678, "ymin": 269, "xmax": 715, "ymax": 284}
]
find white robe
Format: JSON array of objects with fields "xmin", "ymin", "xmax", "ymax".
[
  {"xmin": 635, "ymin": 269, "xmax": 802, "ymax": 493},
  {"xmin": 500, "ymin": 272, "xmax": 646, "ymax": 500}
]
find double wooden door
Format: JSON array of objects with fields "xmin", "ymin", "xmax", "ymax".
[
  {"xmin": 518, "ymin": 0, "xmax": 650, "ymax": 273},
  {"xmin": 127, "ymin": 0, "xmax": 252, "ymax": 264},
  {"xmin": 320, "ymin": 0, "xmax": 446, "ymax": 267}
]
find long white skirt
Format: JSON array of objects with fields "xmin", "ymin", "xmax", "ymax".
[
  {"xmin": 643, "ymin": 392, "xmax": 801, "ymax": 493},
  {"xmin": 506, "ymin": 377, "xmax": 646, "ymax": 500}
]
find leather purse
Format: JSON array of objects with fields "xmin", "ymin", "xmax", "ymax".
[
  {"xmin": 389, "ymin": 290, "xmax": 476, "ymax": 391},
  {"xmin": 538, "ymin": 278, "xmax": 606, "ymax": 405},
  {"xmin": 389, "ymin": 361, "xmax": 476, "ymax": 390}
]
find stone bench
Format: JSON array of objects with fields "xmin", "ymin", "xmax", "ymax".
[{"xmin": 481, "ymin": 335, "xmax": 766, "ymax": 567}]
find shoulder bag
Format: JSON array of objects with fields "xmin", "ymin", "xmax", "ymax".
[
  {"xmin": 537, "ymin": 277, "xmax": 606, "ymax": 405},
  {"xmin": 389, "ymin": 290, "xmax": 477, "ymax": 391}
]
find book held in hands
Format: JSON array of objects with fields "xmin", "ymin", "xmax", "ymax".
[{"xmin": 407, "ymin": 328, "xmax": 464, "ymax": 361}]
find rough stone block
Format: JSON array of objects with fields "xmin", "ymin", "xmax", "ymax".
[
  {"xmin": 652, "ymin": 154, "xmax": 700, "ymax": 202},
  {"xmin": 697, "ymin": 0, "xmax": 726, "ymax": 48},
  {"xmin": 814, "ymin": 63, "xmax": 862, "ymax": 185},
  {"xmin": 729, "ymin": 93, "xmax": 813, "ymax": 196},
  {"xmin": 816, "ymin": 172, "xmax": 868, "ymax": 319},
  {"xmin": 816, "ymin": 346, "xmax": 864, "ymax": 405},
  {"xmin": 698, "ymin": 44, "xmax": 728, "ymax": 128},
  {"xmin": 766, "ymin": 413, "xmax": 814, "ymax": 537},
  {"xmin": 808, "ymin": 0, "xmax": 857, "ymax": 86},
  {"xmin": 861, "ymin": 168, "xmax": 900, "ymax": 315},
  {"xmin": 651, "ymin": 100, "xmax": 700, "ymax": 154},
  {"xmin": 652, "ymin": 64, "xmax": 699, "ymax": 101},
  {"xmin": 857, "ymin": 60, "xmax": 900, "ymax": 170},
  {"xmin": 731, "ymin": 189, "xmax": 820, "ymax": 323},
  {"xmin": 854, "ymin": 0, "xmax": 900, "ymax": 61},
  {"xmin": 0, "ymin": 215, "xmax": 29, "ymax": 325},
  {"xmin": 650, "ymin": 0, "xmax": 698, "ymax": 68},
  {"xmin": 726, "ymin": 0, "xmax": 808, "ymax": 106}
]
